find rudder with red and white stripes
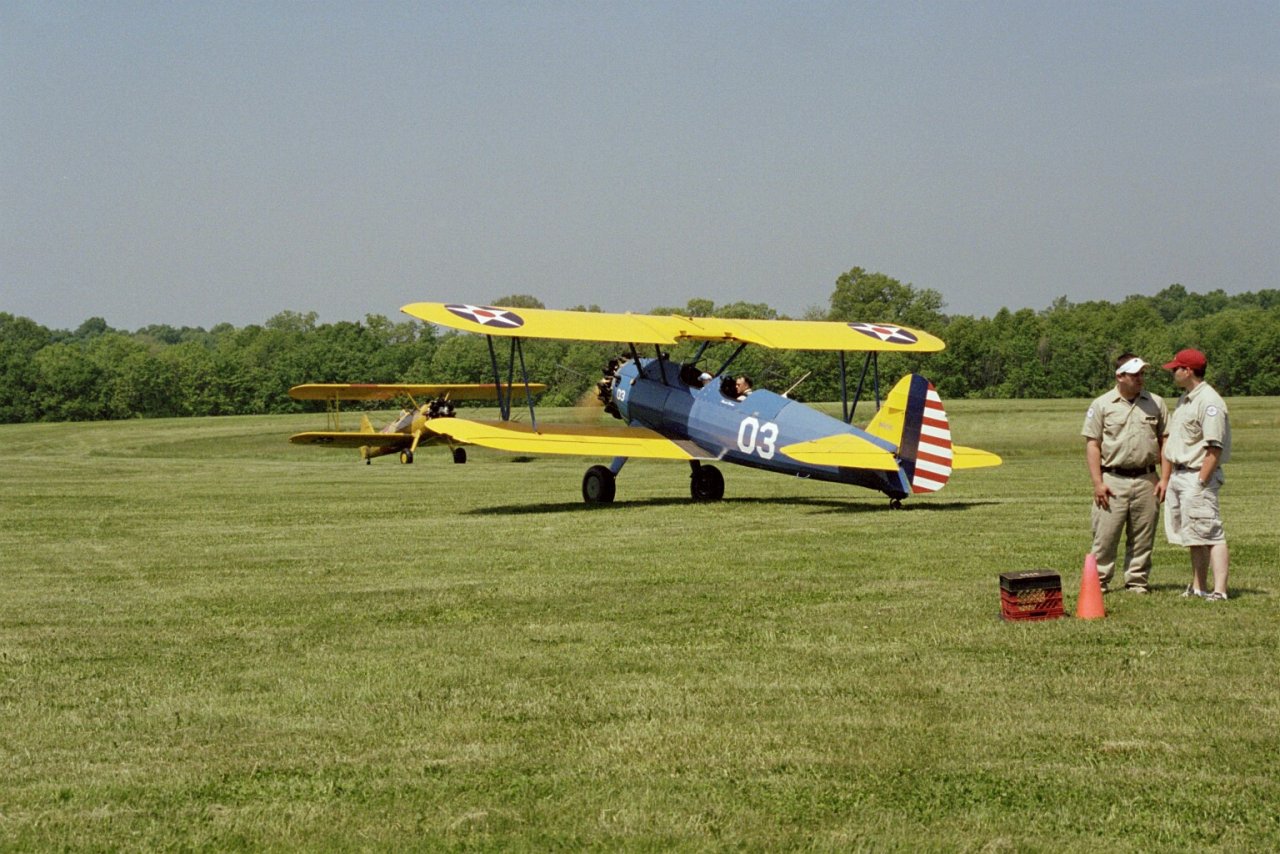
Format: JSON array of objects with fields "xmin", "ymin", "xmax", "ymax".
[
  {"xmin": 867, "ymin": 374, "xmax": 954, "ymax": 494},
  {"xmin": 905, "ymin": 380, "xmax": 953, "ymax": 493}
]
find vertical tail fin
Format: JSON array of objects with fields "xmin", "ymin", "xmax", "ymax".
[{"xmin": 866, "ymin": 374, "xmax": 953, "ymax": 494}]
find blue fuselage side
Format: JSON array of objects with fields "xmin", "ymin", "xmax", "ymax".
[{"xmin": 611, "ymin": 358, "xmax": 910, "ymax": 497}]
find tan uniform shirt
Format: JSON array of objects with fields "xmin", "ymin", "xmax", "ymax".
[
  {"xmin": 1082, "ymin": 388, "xmax": 1168, "ymax": 468},
  {"xmin": 1163, "ymin": 382, "xmax": 1231, "ymax": 468}
]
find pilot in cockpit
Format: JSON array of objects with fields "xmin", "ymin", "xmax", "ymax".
[{"xmin": 719, "ymin": 375, "xmax": 754, "ymax": 400}]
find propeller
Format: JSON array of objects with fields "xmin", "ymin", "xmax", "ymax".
[{"xmin": 405, "ymin": 393, "xmax": 457, "ymax": 456}]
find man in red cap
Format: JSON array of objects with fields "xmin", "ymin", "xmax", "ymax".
[{"xmin": 1159, "ymin": 348, "xmax": 1232, "ymax": 601}]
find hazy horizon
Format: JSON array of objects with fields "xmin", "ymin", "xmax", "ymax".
[{"xmin": 4, "ymin": 2, "xmax": 1277, "ymax": 331}]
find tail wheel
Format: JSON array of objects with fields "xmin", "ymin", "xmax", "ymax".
[
  {"xmin": 582, "ymin": 465, "xmax": 617, "ymax": 504},
  {"xmin": 690, "ymin": 464, "xmax": 724, "ymax": 501},
  {"xmin": 399, "ymin": 450, "xmax": 414, "ymax": 465},
  {"xmin": 452, "ymin": 447, "xmax": 467, "ymax": 464}
]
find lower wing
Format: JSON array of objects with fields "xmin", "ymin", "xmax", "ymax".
[
  {"xmin": 425, "ymin": 419, "xmax": 714, "ymax": 460},
  {"xmin": 290, "ymin": 432, "xmax": 413, "ymax": 449}
]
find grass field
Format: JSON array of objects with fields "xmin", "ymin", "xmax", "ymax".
[{"xmin": 2, "ymin": 398, "xmax": 1278, "ymax": 850}]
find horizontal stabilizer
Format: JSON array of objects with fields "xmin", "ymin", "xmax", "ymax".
[
  {"xmin": 425, "ymin": 419, "xmax": 713, "ymax": 461},
  {"xmin": 289, "ymin": 432, "xmax": 412, "ymax": 449},
  {"xmin": 777, "ymin": 434, "xmax": 900, "ymax": 471},
  {"xmin": 950, "ymin": 445, "xmax": 1003, "ymax": 469},
  {"xmin": 289, "ymin": 383, "xmax": 545, "ymax": 402}
]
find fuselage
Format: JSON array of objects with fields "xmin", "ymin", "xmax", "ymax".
[{"xmin": 610, "ymin": 357, "xmax": 911, "ymax": 498}]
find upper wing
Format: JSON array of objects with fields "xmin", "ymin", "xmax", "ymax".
[
  {"xmin": 703, "ymin": 318, "xmax": 943, "ymax": 352},
  {"xmin": 424, "ymin": 418, "xmax": 715, "ymax": 460},
  {"xmin": 401, "ymin": 302, "xmax": 943, "ymax": 352},
  {"xmin": 289, "ymin": 431, "xmax": 413, "ymax": 449},
  {"xmin": 289, "ymin": 383, "xmax": 546, "ymax": 402}
]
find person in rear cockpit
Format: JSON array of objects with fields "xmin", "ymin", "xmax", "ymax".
[{"xmin": 719, "ymin": 374, "xmax": 753, "ymax": 400}]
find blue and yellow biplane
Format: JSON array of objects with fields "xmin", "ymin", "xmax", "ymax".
[{"xmin": 289, "ymin": 302, "xmax": 1000, "ymax": 506}]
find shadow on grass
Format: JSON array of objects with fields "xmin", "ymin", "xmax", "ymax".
[
  {"xmin": 466, "ymin": 497, "xmax": 1000, "ymax": 516},
  {"xmin": 1146, "ymin": 582, "xmax": 1268, "ymax": 599}
]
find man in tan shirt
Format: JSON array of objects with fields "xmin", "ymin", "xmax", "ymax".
[
  {"xmin": 1082, "ymin": 353, "xmax": 1169, "ymax": 593},
  {"xmin": 1160, "ymin": 348, "xmax": 1232, "ymax": 601}
]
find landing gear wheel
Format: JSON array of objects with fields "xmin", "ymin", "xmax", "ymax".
[
  {"xmin": 690, "ymin": 464, "xmax": 725, "ymax": 501},
  {"xmin": 399, "ymin": 450, "xmax": 414, "ymax": 465},
  {"xmin": 452, "ymin": 447, "xmax": 467, "ymax": 464},
  {"xmin": 889, "ymin": 498, "xmax": 904, "ymax": 510},
  {"xmin": 582, "ymin": 465, "xmax": 616, "ymax": 504}
]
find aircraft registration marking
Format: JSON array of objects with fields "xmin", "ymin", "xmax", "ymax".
[{"xmin": 737, "ymin": 417, "xmax": 779, "ymax": 460}]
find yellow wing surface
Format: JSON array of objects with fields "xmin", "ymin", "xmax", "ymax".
[
  {"xmin": 289, "ymin": 383, "xmax": 545, "ymax": 402},
  {"xmin": 424, "ymin": 419, "xmax": 714, "ymax": 461},
  {"xmin": 401, "ymin": 302, "xmax": 944, "ymax": 352},
  {"xmin": 776, "ymin": 434, "xmax": 901, "ymax": 470},
  {"xmin": 290, "ymin": 432, "xmax": 415, "ymax": 449},
  {"xmin": 950, "ymin": 445, "xmax": 1003, "ymax": 469}
]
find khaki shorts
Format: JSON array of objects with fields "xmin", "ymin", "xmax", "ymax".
[{"xmin": 1164, "ymin": 469, "xmax": 1226, "ymax": 546}]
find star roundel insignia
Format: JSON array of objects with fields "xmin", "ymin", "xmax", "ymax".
[
  {"xmin": 848, "ymin": 322, "xmax": 918, "ymax": 345},
  {"xmin": 445, "ymin": 304, "xmax": 525, "ymax": 329}
]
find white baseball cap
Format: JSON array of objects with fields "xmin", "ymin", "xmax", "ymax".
[{"xmin": 1115, "ymin": 357, "xmax": 1147, "ymax": 375}]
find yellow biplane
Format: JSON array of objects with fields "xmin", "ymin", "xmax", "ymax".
[
  {"xmin": 289, "ymin": 382, "xmax": 545, "ymax": 465},
  {"xmin": 293, "ymin": 302, "xmax": 999, "ymax": 505}
]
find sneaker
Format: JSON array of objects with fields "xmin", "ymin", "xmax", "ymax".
[
  {"xmin": 1204, "ymin": 591, "xmax": 1229, "ymax": 602},
  {"xmin": 1181, "ymin": 585, "xmax": 1206, "ymax": 598},
  {"xmin": 1125, "ymin": 587, "xmax": 1149, "ymax": 594}
]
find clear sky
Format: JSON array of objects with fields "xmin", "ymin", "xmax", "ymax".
[{"xmin": 3, "ymin": 1, "xmax": 1277, "ymax": 331}]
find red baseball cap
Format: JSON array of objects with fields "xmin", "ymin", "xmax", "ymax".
[{"xmin": 1162, "ymin": 348, "xmax": 1207, "ymax": 371}]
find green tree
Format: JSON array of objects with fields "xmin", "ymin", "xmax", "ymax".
[
  {"xmin": 0, "ymin": 313, "xmax": 53, "ymax": 422},
  {"xmin": 34, "ymin": 342, "xmax": 104, "ymax": 421},
  {"xmin": 491, "ymin": 294, "xmax": 546, "ymax": 309},
  {"xmin": 828, "ymin": 267, "xmax": 945, "ymax": 330}
]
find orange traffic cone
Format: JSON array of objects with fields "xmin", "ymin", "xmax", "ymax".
[{"xmin": 1075, "ymin": 553, "xmax": 1106, "ymax": 620}]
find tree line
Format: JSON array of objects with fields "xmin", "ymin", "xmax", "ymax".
[{"xmin": 3, "ymin": 270, "xmax": 1278, "ymax": 424}]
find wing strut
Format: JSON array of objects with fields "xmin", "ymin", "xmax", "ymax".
[
  {"xmin": 690, "ymin": 341, "xmax": 712, "ymax": 366},
  {"xmin": 840, "ymin": 351, "xmax": 882, "ymax": 425},
  {"xmin": 516, "ymin": 337, "xmax": 537, "ymax": 430},
  {"xmin": 485, "ymin": 336, "xmax": 511, "ymax": 420},
  {"xmin": 654, "ymin": 345, "xmax": 669, "ymax": 386},
  {"xmin": 482, "ymin": 335, "xmax": 540, "ymax": 426},
  {"xmin": 713, "ymin": 343, "xmax": 749, "ymax": 378}
]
